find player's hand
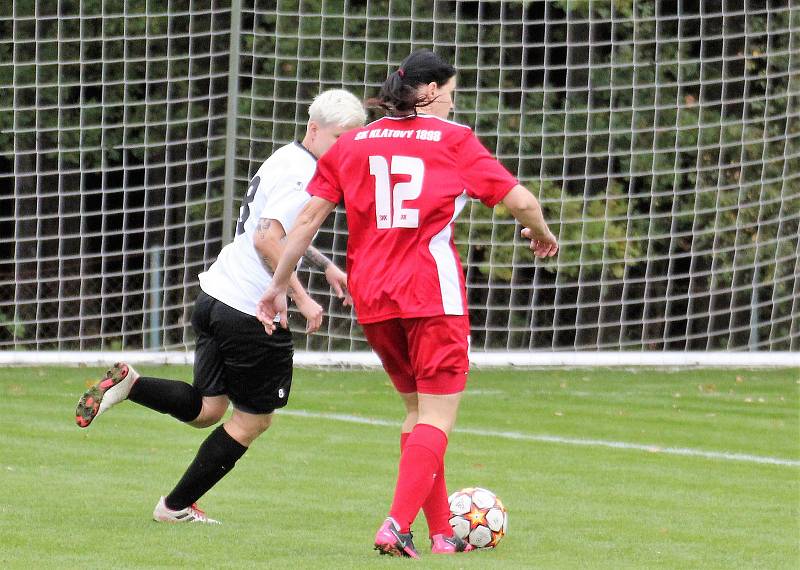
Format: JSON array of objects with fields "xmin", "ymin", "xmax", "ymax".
[
  {"xmin": 295, "ymin": 295, "xmax": 324, "ymax": 334},
  {"xmin": 256, "ymin": 285, "xmax": 288, "ymax": 335},
  {"xmin": 521, "ymin": 227, "xmax": 559, "ymax": 258},
  {"xmin": 324, "ymin": 264, "xmax": 352, "ymax": 307}
]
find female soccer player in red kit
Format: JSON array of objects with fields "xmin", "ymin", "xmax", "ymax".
[{"xmin": 257, "ymin": 50, "xmax": 558, "ymax": 558}]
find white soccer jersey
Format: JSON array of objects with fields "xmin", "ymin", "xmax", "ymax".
[{"xmin": 199, "ymin": 142, "xmax": 317, "ymax": 316}]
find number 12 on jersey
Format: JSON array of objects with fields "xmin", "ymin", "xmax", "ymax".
[{"xmin": 369, "ymin": 155, "xmax": 423, "ymax": 229}]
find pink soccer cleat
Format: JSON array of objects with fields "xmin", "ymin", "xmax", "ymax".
[
  {"xmin": 374, "ymin": 517, "xmax": 419, "ymax": 559},
  {"xmin": 431, "ymin": 532, "xmax": 474, "ymax": 554}
]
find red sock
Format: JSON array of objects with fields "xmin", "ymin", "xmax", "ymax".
[
  {"xmin": 422, "ymin": 464, "xmax": 452, "ymax": 537},
  {"xmin": 389, "ymin": 424, "xmax": 448, "ymax": 533},
  {"xmin": 400, "ymin": 431, "xmax": 452, "ymax": 537}
]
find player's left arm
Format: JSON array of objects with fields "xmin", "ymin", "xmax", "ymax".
[
  {"xmin": 455, "ymin": 130, "xmax": 558, "ymax": 259},
  {"xmin": 301, "ymin": 247, "xmax": 330, "ymax": 271},
  {"xmin": 501, "ymin": 185, "xmax": 559, "ymax": 258},
  {"xmin": 302, "ymin": 247, "xmax": 351, "ymax": 306}
]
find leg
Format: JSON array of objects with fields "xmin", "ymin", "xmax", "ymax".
[
  {"xmin": 416, "ymin": 392, "xmax": 463, "ymax": 435},
  {"xmin": 223, "ymin": 408, "xmax": 273, "ymax": 447},
  {"xmin": 397, "ymin": 392, "xmax": 462, "ymax": 540},
  {"xmin": 161, "ymin": 293, "xmax": 290, "ymax": 512},
  {"xmin": 398, "ymin": 392, "xmax": 418, "ymax": 433},
  {"xmin": 162, "ymin": 408, "xmax": 272, "ymax": 512},
  {"xmin": 388, "ymin": 316, "xmax": 470, "ymax": 539},
  {"xmin": 367, "ymin": 316, "xmax": 471, "ymax": 556},
  {"xmin": 125, "ymin": 295, "xmax": 224, "ymax": 424},
  {"xmin": 76, "ymin": 293, "xmax": 227, "ymax": 428},
  {"xmin": 389, "ymin": 392, "xmax": 462, "ymax": 533},
  {"xmin": 126, "ymin": 374, "xmax": 205, "ymax": 423},
  {"xmin": 188, "ymin": 395, "xmax": 230, "ymax": 428},
  {"xmin": 399, "ymin": 400, "xmax": 472, "ymax": 554},
  {"xmin": 417, "ymin": 394, "xmax": 463, "ymax": 542},
  {"xmin": 75, "ymin": 362, "xmax": 205, "ymax": 427},
  {"xmin": 396, "ymin": 385, "xmax": 458, "ymax": 541},
  {"xmin": 364, "ymin": 320, "xmax": 422, "ymax": 557}
]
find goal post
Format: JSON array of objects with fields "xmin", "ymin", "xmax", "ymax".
[{"xmin": 0, "ymin": 1, "xmax": 798, "ymax": 365}]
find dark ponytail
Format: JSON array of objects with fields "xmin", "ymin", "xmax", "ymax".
[{"xmin": 367, "ymin": 49, "xmax": 456, "ymax": 116}]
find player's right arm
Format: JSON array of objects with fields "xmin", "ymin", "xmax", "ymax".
[
  {"xmin": 256, "ymin": 196, "xmax": 337, "ymax": 332},
  {"xmin": 253, "ymin": 217, "xmax": 323, "ymax": 333}
]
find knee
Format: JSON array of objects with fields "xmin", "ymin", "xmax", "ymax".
[
  {"xmin": 247, "ymin": 415, "xmax": 272, "ymax": 437},
  {"xmin": 189, "ymin": 414, "xmax": 222, "ymax": 428},
  {"xmin": 188, "ymin": 398, "xmax": 228, "ymax": 428},
  {"xmin": 402, "ymin": 410, "xmax": 419, "ymax": 432},
  {"xmin": 225, "ymin": 413, "xmax": 272, "ymax": 446},
  {"xmin": 399, "ymin": 393, "xmax": 419, "ymax": 431}
]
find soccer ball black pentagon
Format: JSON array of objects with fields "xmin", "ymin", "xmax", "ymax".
[{"xmin": 448, "ymin": 487, "xmax": 508, "ymax": 548}]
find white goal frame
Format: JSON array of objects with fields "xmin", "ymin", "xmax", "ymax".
[{"xmin": 0, "ymin": 351, "xmax": 796, "ymax": 368}]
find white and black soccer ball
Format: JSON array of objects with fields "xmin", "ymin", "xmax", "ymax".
[{"xmin": 448, "ymin": 487, "xmax": 508, "ymax": 548}]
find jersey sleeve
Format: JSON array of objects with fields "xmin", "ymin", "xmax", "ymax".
[
  {"xmin": 306, "ymin": 141, "xmax": 343, "ymax": 204},
  {"xmin": 256, "ymin": 172, "xmax": 312, "ymax": 233},
  {"xmin": 456, "ymin": 131, "xmax": 519, "ymax": 207},
  {"xmin": 259, "ymin": 188, "xmax": 311, "ymax": 234}
]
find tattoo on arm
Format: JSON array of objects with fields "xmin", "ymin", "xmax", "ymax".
[
  {"xmin": 256, "ymin": 219, "xmax": 275, "ymax": 272},
  {"xmin": 256, "ymin": 218, "xmax": 272, "ymax": 239},
  {"xmin": 256, "ymin": 220, "xmax": 297, "ymax": 299},
  {"xmin": 302, "ymin": 246, "xmax": 332, "ymax": 271}
]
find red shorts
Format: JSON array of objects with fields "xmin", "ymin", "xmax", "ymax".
[{"xmin": 362, "ymin": 315, "xmax": 470, "ymax": 395}]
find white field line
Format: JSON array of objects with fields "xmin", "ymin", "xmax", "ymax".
[{"xmin": 280, "ymin": 409, "xmax": 800, "ymax": 468}]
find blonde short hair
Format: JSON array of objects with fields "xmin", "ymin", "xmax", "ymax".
[{"xmin": 308, "ymin": 89, "xmax": 367, "ymax": 128}]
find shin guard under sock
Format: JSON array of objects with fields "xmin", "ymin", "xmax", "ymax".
[
  {"xmin": 128, "ymin": 376, "xmax": 203, "ymax": 423},
  {"xmin": 400, "ymin": 431, "xmax": 452, "ymax": 537},
  {"xmin": 165, "ymin": 425, "xmax": 247, "ymax": 510},
  {"xmin": 389, "ymin": 423, "xmax": 448, "ymax": 533}
]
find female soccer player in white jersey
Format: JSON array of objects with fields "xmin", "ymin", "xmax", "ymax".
[
  {"xmin": 74, "ymin": 90, "xmax": 366, "ymax": 524},
  {"xmin": 256, "ymin": 50, "xmax": 559, "ymax": 557}
]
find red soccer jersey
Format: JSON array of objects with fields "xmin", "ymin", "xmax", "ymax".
[{"xmin": 307, "ymin": 114, "xmax": 518, "ymax": 324}]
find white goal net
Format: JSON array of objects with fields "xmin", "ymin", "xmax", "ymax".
[{"xmin": 1, "ymin": 0, "xmax": 798, "ymax": 359}]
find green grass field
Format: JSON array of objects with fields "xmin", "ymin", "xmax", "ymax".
[{"xmin": 1, "ymin": 365, "xmax": 797, "ymax": 569}]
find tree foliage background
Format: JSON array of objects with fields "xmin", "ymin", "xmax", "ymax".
[{"xmin": 0, "ymin": 0, "xmax": 797, "ymax": 351}]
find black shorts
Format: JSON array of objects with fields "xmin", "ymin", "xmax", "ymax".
[{"xmin": 191, "ymin": 291, "xmax": 293, "ymax": 414}]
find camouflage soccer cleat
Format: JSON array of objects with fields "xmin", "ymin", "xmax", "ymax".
[
  {"xmin": 430, "ymin": 532, "xmax": 474, "ymax": 554},
  {"xmin": 374, "ymin": 517, "xmax": 419, "ymax": 559},
  {"xmin": 153, "ymin": 496, "xmax": 220, "ymax": 524},
  {"xmin": 75, "ymin": 362, "xmax": 140, "ymax": 428}
]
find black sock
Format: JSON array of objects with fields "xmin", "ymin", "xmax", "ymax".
[
  {"xmin": 127, "ymin": 377, "xmax": 203, "ymax": 423},
  {"xmin": 164, "ymin": 425, "xmax": 248, "ymax": 510}
]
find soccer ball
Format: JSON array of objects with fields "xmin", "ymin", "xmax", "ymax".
[{"xmin": 448, "ymin": 487, "xmax": 508, "ymax": 548}]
